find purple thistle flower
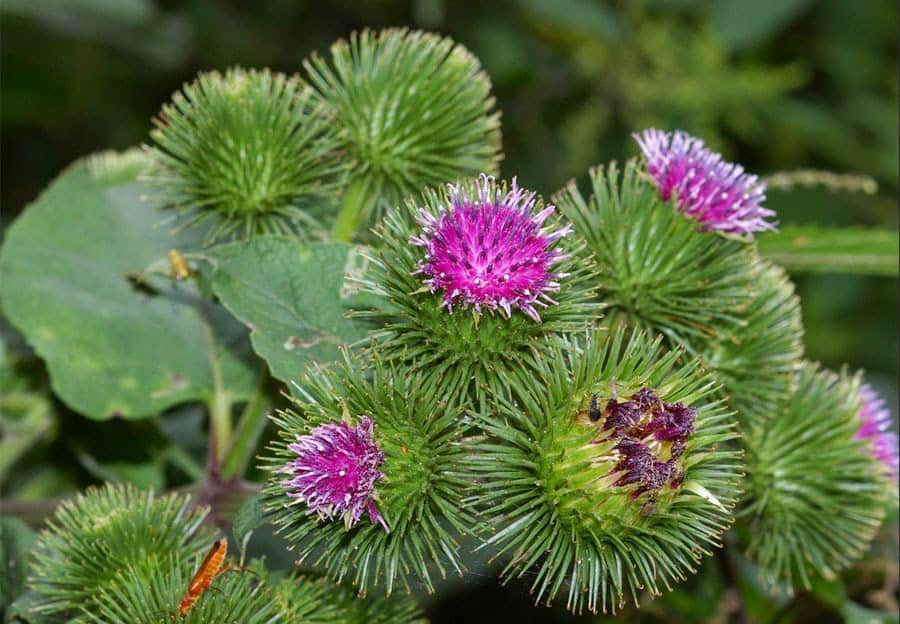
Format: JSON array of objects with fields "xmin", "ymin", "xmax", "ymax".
[
  {"xmin": 601, "ymin": 388, "xmax": 660, "ymax": 435},
  {"xmin": 602, "ymin": 398, "xmax": 645, "ymax": 434},
  {"xmin": 647, "ymin": 402, "xmax": 696, "ymax": 442},
  {"xmin": 633, "ymin": 128, "xmax": 776, "ymax": 236},
  {"xmin": 281, "ymin": 416, "xmax": 389, "ymax": 531},
  {"xmin": 411, "ymin": 174, "xmax": 571, "ymax": 322},
  {"xmin": 669, "ymin": 439, "xmax": 686, "ymax": 462},
  {"xmin": 597, "ymin": 387, "xmax": 696, "ymax": 500},
  {"xmin": 855, "ymin": 384, "xmax": 899, "ymax": 475},
  {"xmin": 631, "ymin": 388, "xmax": 661, "ymax": 410},
  {"xmin": 611, "ymin": 438, "xmax": 678, "ymax": 500}
]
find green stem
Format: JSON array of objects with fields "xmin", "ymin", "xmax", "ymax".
[
  {"xmin": 331, "ymin": 176, "xmax": 374, "ymax": 242},
  {"xmin": 208, "ymin": 390, "xmax": 232, "ymax": 469},
  {"xmin": 204, "ymin": 320, "xmax": 232, "ymax": 470},
  {"xmin": 221, "ymin": 372, "xmax": 271, "ymax": 479}
]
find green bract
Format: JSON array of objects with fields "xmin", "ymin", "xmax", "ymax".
[
  {"xmin": 304, "ymin": 28, "xmax": 502, "ymax": 239},
  {"xmin": 741, "ymin": 362, "xmax": 891, "ymax": 592},
  {"xmin": 28, "ymin": 483, "xmax": 214, "ymax": 621},
  {"xmin": 149, "ymin": 67, "xmax": 344, "ymax": 243},
  {"xmin": 263, "ymin": 355, "xmax": 474, "ymax": 594},
  {"xmin": 555, "ymin": 159, "xmax": 760, "ymax": 347},
  {"xmin": 272, "ymin": 574, "xmax": 426, "ymax": 624},
  {"xmin": 469, "ymin": 328, "xmax": 741, "ymax": 614},
  {"xmin": 698, "ymin": 260, "xmax": 803, "ymax": 427},
  {"xmin": 359, "ymin": 175, "xmax": 599, "ymax": 407}
]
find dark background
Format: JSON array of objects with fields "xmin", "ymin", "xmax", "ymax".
[{"xmin": 1, "ymin": 1, "xmax": 897, "ymax": 622}]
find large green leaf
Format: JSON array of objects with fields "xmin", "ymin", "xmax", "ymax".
[
  {"xmin": 208, "ymin": 238, "xmax": 377, "ymax": 386},
  {"xmin": 758, "ymin": 225, "xmax": 899, "ymax": 276},
  {"xmin": 0, "ymin": 151, "xmax": 259, "ymax": 420}
]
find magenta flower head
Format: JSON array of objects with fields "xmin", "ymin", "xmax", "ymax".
[
  {"xmin": 281, "ymin": 416, "xmax": 388, "ymax": 531},
  {"xmin": 633, "ymin": 128, "xmax": 776, "ymax": 236},
  {"xmin": 410, "ymin": 174, "xmax": 571, "ymax": 321},
  {"xmin": 855, "ymin": 384, "xmax": 899, "ymax": 475},
  {"xmin": 366, "ymin": 174, "xmax": 597, "ymax": 404}
]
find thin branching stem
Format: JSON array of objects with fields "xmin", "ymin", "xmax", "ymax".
[{"xmin": 221, "ymin": 371, "xmax": 271, "ymax": 479}]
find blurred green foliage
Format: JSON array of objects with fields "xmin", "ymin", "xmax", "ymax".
[{"xmin": 1, "ymin": 1, "xmax": 897, "ymax": 622}]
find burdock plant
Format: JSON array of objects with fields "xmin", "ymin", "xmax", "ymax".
[
  {"xmin": 23, "ymin": 483, "xmax": 413, "ymax": 623},
  {"xmin": 633, "ymin": 128, "xmax": 776, "ymax": 236},
  {"xmin": 359, "ymin": 173, "xmax": 599, "ymax": 406},
  {"xmin": 279, "ymin": 415, "xmax": 389, "ymax": 531},
  {"xmin": 264, "ymin": 354, "xmax": 474, "ymax": 594},
  {"xmin": 556, "ymin": 149, "xmax": 803, "ymax": 430},
  {"xmin": 2, "ymin": 23, "xmax": 897, "ymax": 624},
  {"xmin": 855, "ymin": 383, "xmax": 900, "ymax": 475},
  {"xmin": 555, "ymin": 159, "xmax": 759, "ymax": 347},
  {"xmin": 27, "ymin": 484, "xmax": 214, "ymax": 621},
  {"xmin": 699, "ymin": 260, "xmax": 803, "ymax": 426},
  {"xmin": 148, "ymin": 67, "xmax": 345, "ymax": 243},
  {"xmin": 470, "ymin": 328, "xmax": 742, "ymax": 614},
  {"xmin": 86, "ymin": 559, "xmax": 276, "ymax": 624},
  {"xmin": 303, "ymin": 28, "xmax": 502, "ymax": 240},
  {"xmin": 741, "ymin": 363, "xmax": 895, "ymax": 591},
  {"xmin": 271, "ymin": 574, "xmax": 426, "ymax": 624}
]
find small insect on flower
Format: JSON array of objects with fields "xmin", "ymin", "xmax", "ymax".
[
  {"xmin": 167, "ymin": 249, "xmax": 193, "ymax": 282},
  {"xmin": 588, "ymin": 394, "xmax": 602, "ymax": 422},
  {"xmin": 574, "ymin": 393, "xmax": 603, "ymax": 425},
  {"xmin": 577, "ymin": 381, "xmax": 616, "ymax": 425},
  {"xmin": 639, "ymin": 494, "xmax": 658, "ymax": 518},
  {"xmin": 177, "ymin": 540, "xmax": 232, "ymax": 616},
  {"xmin": 176, "ymin": 539, "xmax": 250, "ymax": 616}
]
